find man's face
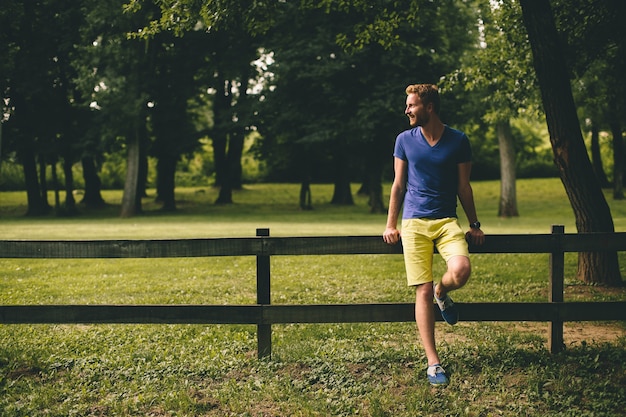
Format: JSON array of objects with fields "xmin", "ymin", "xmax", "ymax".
[{"xmin": 405, "ymin": 93, "xmax": 429, "ymax": 127}]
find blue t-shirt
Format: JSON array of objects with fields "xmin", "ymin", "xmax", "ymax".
[{"xmin": 394, "ymin": 125, "xmax": 472, "ymax": 219}]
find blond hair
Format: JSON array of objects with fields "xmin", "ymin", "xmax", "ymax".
[{"xmin": 405, "ymin": 84, "xmax": 440, "ymax": 115}]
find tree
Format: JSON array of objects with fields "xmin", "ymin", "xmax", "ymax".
[
  {"xmin": 127, "ymin": 0, "xmax": 267, "ymax": 206},
  {"xmin": 496, "ymin": 120, "xmax": 518, "ymax": 216},
  {"xmin": 2, "ymin": 0, "xmax": 82, "ymax": 216},
  {"xmin": 573, "ymin": 65, "xmax": 612, "ymax": 189},
  {"xmin": 519, "ymin": 0, "xmax": 622, "ymax": 286},
  {"xmin": 553, "ymin": 0, "xmax": 626, "ymax": 198},
  {"xmin": 256, "ymin": 1, "xmax": 475, "ymax": 210},
  {"xmin": 207, "ymin": 29, "xmax": 260, "ymax": 205},
  {"xmin": 336, "ymin": 1, "xmax": 480, "ymax": 211},
  {"xmin": 257, "ymin": 4, "xmax": 362, "ymax": 206},
  {"xmin": 132, "ymin": 0, "xmax": 475, "ymax": 212},
  {"xmin": 442, "ymin": 0, "xmax": 541, "ymax": 217},
  {"xmin": 77, "ymin": 0, "xmax": 160, "ymax": 217},
  {"xmin": 150, "ymin": 31, "xmax": 208, "ymax": 211}
]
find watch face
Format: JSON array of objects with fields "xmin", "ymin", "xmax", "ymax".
[{"xmin": 471, "ymin": 222, "xmax": 480, "ymax": 229}]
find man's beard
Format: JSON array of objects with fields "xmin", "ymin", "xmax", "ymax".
[{"xmin": 410, "ymin": 113, "xmax": 429, "ymax": 127}]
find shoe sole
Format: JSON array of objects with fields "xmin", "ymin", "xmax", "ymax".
[{"xmin": 440, "ymin": 309, "xmax": 459, "ymax": 325}]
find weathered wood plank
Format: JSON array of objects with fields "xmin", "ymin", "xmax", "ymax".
[
  {"xmin": 2, "ymin": 302, "xmax": 624, "ymax": 324},
  {"xmin": 0, "ymin": 305, "xmax": 262, "ymax": 324},
  {"xmin": 3, "ymin": 232, "xmax": 626, "ymax": 258},
  {"xmin": 0, "ymin": 238, "xmax": 263, "ymax": 258}
]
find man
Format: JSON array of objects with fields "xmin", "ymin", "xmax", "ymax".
[{"xmin": 383, "ymin": 84, "xmax": 485, "ymax": 386}]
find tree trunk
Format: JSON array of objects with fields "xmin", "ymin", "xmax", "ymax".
[
  {"xmin": 330, "ymin": 154, "xmax": 354, "ymax": 205},
  {"xmin": 212, "ymin": 76, "xmax": 230, "ymax": 189},
  {"xmin": 81, "ymin": 156, "xmax": 106, "ymax": 208},
  {"xmin": 228, "ymin": 67, "xmax": 251, "ymax": 191},
  {"xmin": 38, "ymin": 156, "xmax": 50, "ymax": 209},
  {"xmin": 62, "ymin": 158, "xmax": 77, "ymax": 215},
  {"xmin": 331, "ymin": 179, "xmax": 353, "ymax": 205},
  {"xmin": 357, "ymin": 180, "xmax": 369, "ymax": 196},
  {"xmin": 156, "ymin": 155, "xmax": 177, "ymax": 211},
  {"xmin": 520, "ymin": 0, "xmax": 622, "ymax": 286},
  {"xmin": 120, "ymin": 129, "xmax": 142, "ymax": 217},
  {"xmin": 213, "ymin": 132, "xmax": 228, "ymax": 188},
  {"xmin": 589, "ymin": 122, "xmax": 610, "ymax": 188},
  {"xmin": 213, "ymin": 75, "xmax": 234, "ymax": 204},
  {"xmin": 215, "ymin": 173, "xmax": 233, "ymax": 204},
  {"xmin": 366, "ymin": 163, "xmax": 385, "ymax": 214},
  {"xmin": 611, "ymin": 120, "xmax": 624, "ymax": 199},
  {"xmin": 228, "ymin": 129, "xmax": 244, "ymax": 190},
  {"xmin": 368, "ymin": 181, "xmax": 385, "ymax": 213},
  {"xmin": 51, "ymin": 162, "xmax": 61, "ymax": 213},
  {"xmin": 497, "ymin": 120, "xmax": 519, "ymax": 217},
  {"xmin": 298, "ymin": 159, "xmax": 314, "ymax": 210},
  {"xmin": 213, "ymin": 129, "xmax": 233, "ymax": 205},
  {"xmin": 22, "ymin": 149, "xmax": 48, "ymax": 216},
  {"xmin": 299, "ymin": 179, "xmax": 313, "ymax": 210},
  {"xmin": 138, "ymin": 130, "xmax": 149, "ymax": 198},
  {"xmin": 359, "ymin": 144, "xmax": 386, "ymax": 214}
]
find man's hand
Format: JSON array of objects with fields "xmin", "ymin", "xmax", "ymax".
[
  {"xmin": 383, "ymin": 227, "xmax": 401, "ymax": 245},
  {"xmin": 465, "ymin": 228, "xmax": 485, "ymax": 246}
]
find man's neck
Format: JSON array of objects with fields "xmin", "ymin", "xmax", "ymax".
[{"xmin": 420, "ymin": 120, "xmax": 445, "ymax": 144}]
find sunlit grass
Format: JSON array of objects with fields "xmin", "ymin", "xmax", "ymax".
[
  {"xmin": 1, "ymin": 179, "xmax": 625, "ymax": 416},
  {"xmin": 2, "ymin": 178, "xmax": 626, "ymax": 239}
]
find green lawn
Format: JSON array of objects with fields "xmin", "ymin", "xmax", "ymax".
[
  {"xmin": 0, "ymin": 178, "xmax": 609, "ymax": 239},
  {"xmin": 0, "ymin": 179, "xmax": 625, "ymax": 416}
]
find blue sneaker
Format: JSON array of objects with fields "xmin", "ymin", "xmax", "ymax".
[
  {"xmin": 427, "ymin": 364, "xmax": 449, "ymax": 386},
  {"xmin": 434, "ymin": 283, "xmax": 459, "ymax": 325}
]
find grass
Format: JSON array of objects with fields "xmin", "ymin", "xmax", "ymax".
[{"xmin": 0, "ymin": 178, "xmax": 625, "ymax": 416}]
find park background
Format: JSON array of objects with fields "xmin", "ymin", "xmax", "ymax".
[{"xmin": 1, "ymin": 0, "xmax": 626, "ymax": 416}]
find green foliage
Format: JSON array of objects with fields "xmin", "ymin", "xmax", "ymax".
[
  {"xmin": 460, "ymin": 116, "xmax": 558, "ymax": 180},
  {"xmin": 256, "ymin": 1, "xmax": 477, "ymax": 183},
  {"xmin": 0, "ymin": 161, "xmax": 24, "ymax": 191},
  {"xmin": 441, "ymin": 0, "xmax": 541, "ymax": 125},
  {"xmin": 0, "ymin": 132, "xmax": 270, "ymax": 190},
  {"xmin": 99, "ymin": 151, "xmax": 129, "ymax": 189}
]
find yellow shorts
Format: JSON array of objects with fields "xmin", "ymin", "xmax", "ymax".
[{"xmin": 401, "ymin": 217, "xmax": 469, "ymax": 287}]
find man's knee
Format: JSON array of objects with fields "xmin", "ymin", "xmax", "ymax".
[{"xmin": 447, "ymin": 256, "xmax": 471, "ymax": 283}]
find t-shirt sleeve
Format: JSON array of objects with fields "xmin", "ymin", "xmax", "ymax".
[
  {"xmin": 457, "ymin": 133, "xmax": 472, "ymax": 163},
  {"xmin": 393, "ymin": 133, "xmax": 407, "ymax": 161}
]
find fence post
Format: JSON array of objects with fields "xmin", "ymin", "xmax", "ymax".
[
  {"xmin": 256, "ymin": 228, "xmax": 272, "ymax": 359},
  {"xmin": 549, "ymin": 225, "xmax": 565, "ymax": 353}
]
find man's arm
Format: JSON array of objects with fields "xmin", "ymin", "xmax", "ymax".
[
  {"xmin": 457, "ymin": 162, "xmax": 485, "ymax": 245},
  {"xmin": 383, "ymin": 157, "xmax": 407, "ymax": 245}
]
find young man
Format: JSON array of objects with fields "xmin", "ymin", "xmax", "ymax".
[{"xmin": 383, "ymin": 84, "xmax": 485, "ymax": 386}]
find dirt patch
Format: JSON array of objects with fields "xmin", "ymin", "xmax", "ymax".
[
  {"xmin": 531, "ymin": 281, "xmax": 624, "ymax": 347},
  {"xmin": 563, "ymin": 322, "xmax": 624, "ymax": 346},
  {"xmin": 512, "ymin": 321, "xmax": 625, "ymax": 347},
  {"xmin": 564, "ymin": 282, "xmax": 626, "ymax": 301},
  {"xmin": 436, "ymin": 321, "xmax": 625, "ymax": 349}
]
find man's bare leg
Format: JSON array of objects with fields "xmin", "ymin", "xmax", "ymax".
[
  {"xmin": 415, "ymin": 282, "xmax": 440, "ymax": 366},
  {"xmin": 435, "ymin": 255, "xmax": 471, "ymax": 299}
]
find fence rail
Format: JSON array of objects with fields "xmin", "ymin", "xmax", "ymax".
[{"xmin": 2, "ymin": 226, "xmax": 626, "ymax": 357}]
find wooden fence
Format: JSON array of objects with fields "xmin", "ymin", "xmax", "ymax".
[{"xmin": 1, "ymin": 225, "xmax": 625, "ymax": 358}]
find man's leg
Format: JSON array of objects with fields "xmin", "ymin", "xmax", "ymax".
[
  {"xmin": 435, "ymin": 255, "xmax": 471, "ymax": 299},
  {"xmin": 415, "ymin": 282, "xmax": 440, "ymax": 366},
  {"xmin": 416, "ymin": 282, "xmax": 450, "ymax": 386}
]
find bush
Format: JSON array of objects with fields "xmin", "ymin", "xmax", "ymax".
[{"xmin": 0, "ymin": 161, "xmax": 25, "ymax": 190}]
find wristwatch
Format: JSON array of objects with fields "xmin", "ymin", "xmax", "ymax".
[{"xmin": 470, "ymin": 221, "xmax": 481, "ymax": 229}]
